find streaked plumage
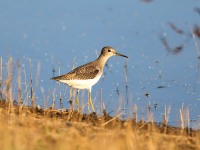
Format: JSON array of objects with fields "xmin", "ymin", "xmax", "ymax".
[{"xmin": 51, "ymin": 46, "xmax": 128, "ymax": 112}]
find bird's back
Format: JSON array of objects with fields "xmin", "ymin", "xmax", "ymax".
[{"xmin": 51, "ymin": 60, "xmax": 101, "ymax": 81}]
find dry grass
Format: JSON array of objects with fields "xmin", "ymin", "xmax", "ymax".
[{"xmin": 0, "ymin": 101, "xmax": 199, "ymax": 150}]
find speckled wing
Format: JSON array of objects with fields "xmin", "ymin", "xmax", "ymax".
[{"xmin": 51, "ymin": 63, "xmax": 100, "ymax": 81}]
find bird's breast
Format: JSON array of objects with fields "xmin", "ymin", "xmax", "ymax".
[{"xmin": 59, "ymin": 72, "xmax": 102, "ymax": 89}]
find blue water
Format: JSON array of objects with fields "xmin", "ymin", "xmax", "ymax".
[{"xmin": 0, "ymin": 0, "xmax": 200, "ymax": 128}]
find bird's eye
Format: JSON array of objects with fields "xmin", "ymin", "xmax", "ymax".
[{"xmin": 108, "ymin": 49, "xmax": 111, "ymax": 52}]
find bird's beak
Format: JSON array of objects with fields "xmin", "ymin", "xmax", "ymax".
[{"xmin": 115, "ymin": 52, "xmax": 128, "ymax": 58}]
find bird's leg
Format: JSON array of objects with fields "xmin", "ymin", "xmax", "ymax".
[
  {"xmin": 88, "ymin": 90, "xmax": 90, "ymax": 113},
  {"xmin": 76, "ymin": 89, "xmax": 80, "ymax": 108},
  {"xmin": 88, "ymin": 88, "xmax": 95, "ymax": 112}
]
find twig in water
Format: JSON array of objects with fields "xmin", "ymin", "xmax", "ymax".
[
  {"xmin": 51, "ymin": 88, "xmax": 56, "ymax": 110},
  {"xmin": 51, "ymin": 55, "xmax": 56, "ymax": 77},
  {"xmin": 194, "ymin": 7, "xmax": 200, "ymax": 15},
  {"xmin": 35, "ymin": 61, "xmax": 40, "ymax": 88},
  {"xmin": 22, "ymin": 66, "xmax": 29, "ymax": 106},
  {"xmin": 133, "ymin": 104, "xmax": 138, "ymax": 123},
  {"xmin": 180, "ymin": 105, "xmax": 184, "ymax": 134},
  {"xmin": 186, "ymin": 108, "xmax": 190, "ymax": 134},
  {"xmin": 190, "ymin": 27, "xmax": 200, "ymax": 92},
  {"xmin": 69, "ymin": 86, "xmax": 73, "ymax": 107},
  {"xmin": 17, "ymin": 61, "xmax": 22, "ymax": 106},
  {"xmin": 95, "ymin": 49, "xmax": 99, "ymax": 58},
  {"xmin": 154, "ymin": 101, "xmax": 158, "ymax": 110},
  {"xmin": 72, "ymin": 58, "xmax": 76, "ymax": 70},
  {"xmin": 193, "ymin": 25, "xmax": 200, "ymax": 39},
  {"xmin": 160, "ymin": 36, "xmax": 183, "ymax": 55},
  {"xmin": 0, "ymin": 56, "xmax": 2, "ymax": 99},
  {"xmin": 6, "ymin": 56, "xmax": 13, "ymax": 113},
  {"xmin": 191, "ymin": 26, "xmax": 200, "ymax": 60},
  {"xmin": 168, "ymin": 22, "xmax": 184, "ymax": 34},
  {"xmin": 163, "ymin": 105, "xmax": 171, "ymax": 127},
  {"xmin": 124, "ymin": 60, "xmax": 128, "ymax": 105},
  {"xmin": 100, "ymin": 88, "xmax": 103, "ymax": 115},
  {"xmin": 29, "ymin": 58, "xmax": 35, "ymax": 109},
  {"xmin": 147, "ymin": 100, "xmax": 151, "ymax": 112},
  {"xmin": 116, "ymin": 84, "xmax": 120, "ymax": 95},
  {"xmin": 57, "ymin": 59, "xmax": 63, "ymax": 108}
]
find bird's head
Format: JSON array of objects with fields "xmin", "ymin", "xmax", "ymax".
[{"xmin": 101, "ymin": 46, "xmax": 128, "ymax": 58}]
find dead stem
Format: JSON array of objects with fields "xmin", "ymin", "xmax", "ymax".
[
  {"xmin": 6, "ymin": 56, "xmax": 13, "ymax": 114},
  {"xmin": 17, "ymin": 61, "xmax": 22, "ymax": 113},
  {"xmin": 0, "ymin": 56, "xmax": 2, "ymax": 99},
  {"xmin": 29, "ymin": 58, "xmax": 35, "ymax": 109},
  {"xmin": 51, "ymin": 89, "xmax": 56, "ymax": 110},
  {"xmin": 35, "ymin": 61, "xmax": 40, "ymax": 88},
  {"xmin": 133, "ymin": 104, "xmax": 138, "ymax": 123},
  {"xmin": 51, "ymin": 55, "xmax": 56, "ymax": 77},
  {"xmin": 190, "ymin": 27, "xmax": 200, "ymax": 93},
  {"xmin": 57, "ymin": 59, "xmax": 63, "ymax": 108},
  {"xmin": 102, "ymin": 111, "xmax": 124, "ymax": 126},
  {"xmin": 124, "ymin": 60, "xmax": 128, "ymax": 105}
]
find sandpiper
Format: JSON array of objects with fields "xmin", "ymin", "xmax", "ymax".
[{"xmin": 51, "ymin": 46, "xmax": 128, "ymax": 112}]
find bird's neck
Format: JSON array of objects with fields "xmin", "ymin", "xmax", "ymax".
[{"xmin": 96, "ymin": 55, "xmax": 110, "ymax": 69}]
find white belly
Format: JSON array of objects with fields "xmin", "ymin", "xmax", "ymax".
[{"xmin": 59, "ymin": 73, "xmax": 102, "ymax": 89}]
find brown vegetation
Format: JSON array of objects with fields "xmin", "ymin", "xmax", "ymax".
[{"xmin": 0, "ymin": 99, "xmax": 199, "ymax": 150}]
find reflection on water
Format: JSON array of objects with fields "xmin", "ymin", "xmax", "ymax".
[{"xmin": 0, "ymin": 0, "xmax": 200, "ymax": 128}]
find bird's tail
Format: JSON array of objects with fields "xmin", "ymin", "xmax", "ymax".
[
  {"xmin": 51, "ymin": 76, "xmax": 59, "ymax": 80},
  {"xmin": 51, "ymin": 74, "xmax": 65, "ymax": 81}
]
